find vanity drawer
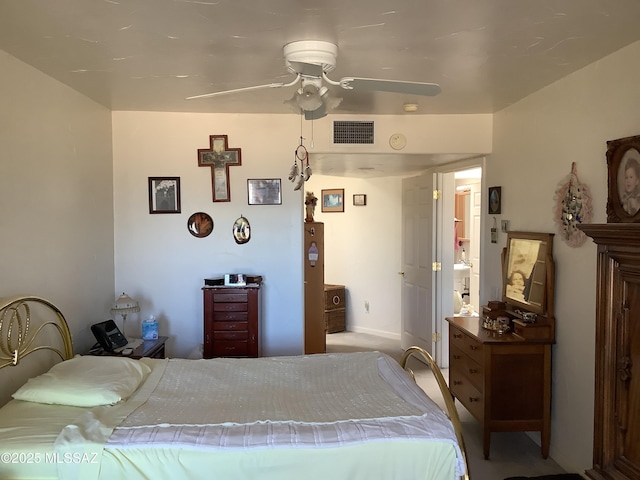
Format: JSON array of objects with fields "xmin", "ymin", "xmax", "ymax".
[
  {"xmin": 450, "ymin": 327, "xmax": 466, "ymax": 351},
  {"xmin": 450, "ymin": 325, "xmax": 484, "ymax": 365},
  {"xmin": 450, "ymin": 369, "xmax": 485, "ymax": 421},
  {"xmin": 450, "ymin": 344, "xmax": 484, "ymax": 392},
  {"xmin": 464, "ymin": 334, "xmax": 484, "ymax": 364}
]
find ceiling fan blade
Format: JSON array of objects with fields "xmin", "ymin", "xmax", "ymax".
[
  {"xmin": 186, "ymin": 77, "xmax": 300, "ymax": 100},
  {"xmin": 341, "ymin": 77, "xmax": 441, "ymax": 96},
  {"xmin": 288, "ymin": 61, "xmax": 324, "ymax": 78}
]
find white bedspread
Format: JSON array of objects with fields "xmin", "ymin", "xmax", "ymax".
[{"xmin": 54, "ymin": 352, "xmax": 465, "ymax": 479}]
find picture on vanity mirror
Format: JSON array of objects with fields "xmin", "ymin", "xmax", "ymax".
[{"xmin": 502, "ymin": 231, "xmax": 554, "ymax": 316}]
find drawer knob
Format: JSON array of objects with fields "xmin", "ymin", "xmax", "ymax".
[
  {"xmin": 453, "ymin": 355, "xmax": 461, "ymax": 360},
  {"xmin": 332, "ymin": 295, "xmax": 341, "ymax": 305},
  {"xmin": 453, "ymin": 333, "xmax": 462, "ymax": 339},
  {"xmin": 469, "ymin": 396, "xmax": 480, "ymax": 403},
  {"xmin": 469, "ymin": 368, "xmax": 478, "ymax": 374},
  {"xmin": 469, "ymin": 345, "xmax": 478, "ymax": 350},
  {"xmin": 453, "ymin": 380, "xmax": 462, "ymax": 386}
]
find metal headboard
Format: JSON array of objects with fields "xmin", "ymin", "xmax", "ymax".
[
  {"xmin": 0, "ymin": 295, "xmax": 73, "ymax": 370},
  {"xmin": 401, "ymin": 346, "xmax": 470, "ymax": 480}
]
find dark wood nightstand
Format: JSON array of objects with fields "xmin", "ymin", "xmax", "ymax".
[{"xmin": 88, "ymin": 336, "xmax": 168, "ymax": 359}]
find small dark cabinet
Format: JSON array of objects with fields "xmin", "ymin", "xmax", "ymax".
[{"xmin": 203, "ymin": 284, "xmax": 261, "ymax": 358}]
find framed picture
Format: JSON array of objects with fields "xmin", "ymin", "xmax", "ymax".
[
  {"xmin": 488, "ymin": 186, "xmax": 502, "ymax": 214},
  {"xmin": 247, "ymin": 178, "xmax": 282, "ymax": 205},
  {"xmin": 353, "ymin": 194, "xmax": 367, "ymax": 206},
  {"xmin": 321, "ymin": 189, "xmax": 345, "ymax": 212},
  {"xmin": 606, "ymin": 134, "xmax": 640, "ymax": 223},
  {"xmin": 148, "ymin": 177, "xmax": 181, "ymax": 214}
]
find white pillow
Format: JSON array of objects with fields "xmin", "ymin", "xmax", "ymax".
[{"xmin": 12, "ymin": 355, "xmax": 151, "ymax": 407}]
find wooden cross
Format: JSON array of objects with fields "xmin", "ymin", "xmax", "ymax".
[{"xmin": 197, "ymin": 135, "xmax": 242, "ymax": 202}]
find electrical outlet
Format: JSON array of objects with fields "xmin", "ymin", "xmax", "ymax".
[{"xmin": 364, "ymin": 300, "xmax": 370, "ymax": 313}]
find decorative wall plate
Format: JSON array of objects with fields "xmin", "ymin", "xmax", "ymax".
[
  {"xmin": 553, "ymin": 162, "xmax": 592, "ymax": 247},
  {"xmin": 187, "ymin": 212, "xmax": 214, "ymax": 238},
  {"xmin": 233, "ymin": 215, "xmax": 251, "ymax": 244}
]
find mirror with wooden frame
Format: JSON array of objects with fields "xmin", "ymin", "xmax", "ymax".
[{"xmin": 502, "ymin": 231, "xmax": 555, "ymax": 317}]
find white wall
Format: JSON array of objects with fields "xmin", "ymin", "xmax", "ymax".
[
  {"xmin": 112, "ymin": 112, "xmax": 306, "ymax": 358},
  {"xmin": 305, "ymin": 175, "xmax": 403, "ymax": 337},
  {"xmin": 483, "ymin": 40, "xmax": 640, "ymax": 473},
  {"xmin": 0, "ymin": 50, "xmax": 114, "ymax": 404},
  {"xmin": 111, "ymin": 113, "xmax": 492, "ymax": 358}
]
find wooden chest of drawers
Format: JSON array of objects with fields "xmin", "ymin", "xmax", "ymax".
[
  {"xmin": 203, "ymin": 285, "xmax": 260, "ymax": 358},
  {"xmin": 447, "ymin": 316, "xmax": 552, "ymax": 460},
  {"xmin": 324, "ymin": 284, "xmax": 346, "ymax": 333}
]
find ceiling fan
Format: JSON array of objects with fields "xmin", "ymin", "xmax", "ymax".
[{"xmin": 186, "ymin": 40, "xmax": 441, "ymax": 119}]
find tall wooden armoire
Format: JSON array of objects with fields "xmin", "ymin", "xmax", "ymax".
[
  {"xmin": 304, "ymin": 222, "xmax": 325, "ymax": 354},
  {"xmin": 579, "ymin": 224, "xmax": 640, "ymax": 480}
]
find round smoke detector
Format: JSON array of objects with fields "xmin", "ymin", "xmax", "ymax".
[{"xmin": 283, "ymin": 40, "xmax": 338, "ymax": 74}]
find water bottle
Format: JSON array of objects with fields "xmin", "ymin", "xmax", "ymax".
[{"xmin": 142, "ymin": 315, "xmax": 159, "ymax": 340}]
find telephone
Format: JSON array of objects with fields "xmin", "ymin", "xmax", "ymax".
[{"xmin": 91, "ymin": 320, "xmax": 127, "ymax": 351}]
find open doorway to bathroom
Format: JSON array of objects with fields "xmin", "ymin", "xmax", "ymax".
[{"xmin": 453, "ymin": 167, "xmax": 482, "ymax": 317}]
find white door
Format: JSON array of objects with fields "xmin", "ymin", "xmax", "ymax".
[
  {"xmin": 469, "ymin": 180, "xmax": 482, "ymax": 311},
  {"xmin": 401, "ymin": 173, "xmax": 437, "ymax": 353}
]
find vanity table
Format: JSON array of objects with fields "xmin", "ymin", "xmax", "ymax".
[
  {"xmin": 447, "ymin": 231, "xmax": 555, "ymax": 460},
  {"xmin": 447, "ymin": 316, "xmax": 552, "ymax": 460}
]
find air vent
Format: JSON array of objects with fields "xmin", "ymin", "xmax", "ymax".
[{"xmin": 333, "ymin": 121, "xmax": 374, "ymax": 144}]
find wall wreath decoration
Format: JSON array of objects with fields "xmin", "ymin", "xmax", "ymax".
[{"xmin": 553, "ymin": 162, "xmax": 592, "ymax": 247}]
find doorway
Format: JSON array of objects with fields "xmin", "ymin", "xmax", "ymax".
[
  {"xmin": 315, "ymin": 158, "xmax": 484, "ymax": 366},
  {"xmin": 400, "ymin": 162, "xmax": 483, "ymax": 367}
]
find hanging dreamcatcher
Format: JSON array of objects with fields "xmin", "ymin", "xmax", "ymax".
[
  {"xmin": 553, "ymin": 162, "xmax": 593, "ymax": 247},
  {"xmin": 287, "ymin": 136, "xmax": 312, "ymax": 191}
]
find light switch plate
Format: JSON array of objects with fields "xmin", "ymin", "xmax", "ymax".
[{"xmin": 501, "ymin": 220, "xmax": 509, "ymax": 233}]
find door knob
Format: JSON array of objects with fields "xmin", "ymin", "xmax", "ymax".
[{"xmin": 398, "ymin": 271, "xmax": 405, "ymax": 276}]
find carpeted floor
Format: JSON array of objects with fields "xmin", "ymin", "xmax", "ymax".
[
  {"xmin": 326, "ymin": 331, "xmax": 577, "ymax": 479},
  {"xmin": 505, "ymin": 475, "xmax": 584, "ymax": 480}
]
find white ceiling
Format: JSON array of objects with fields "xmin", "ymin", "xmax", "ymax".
[{"xmin": 2, "ymin": 0, "xmax": 639, "ymax": 176}]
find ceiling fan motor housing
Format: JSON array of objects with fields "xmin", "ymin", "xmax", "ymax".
[{"xmin": 284, "ymin": 40, "xmax": 338, "ymax": 74}]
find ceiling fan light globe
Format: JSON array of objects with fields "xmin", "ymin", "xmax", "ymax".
[
  {"xmin": 296, "ymin": 84, "xmax": 323, "ymax": 111},
  {"xmin": 324, "ymin": 95, "xmax": 343, "ymax": 111},
  {"xmin": 284, "ymin": 95, "xmax": 302, "ymax": 113}
]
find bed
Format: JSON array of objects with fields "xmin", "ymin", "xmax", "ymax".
[{"xmin": 0, "ymin": 295, "xmax": 468, "ymax": 480}]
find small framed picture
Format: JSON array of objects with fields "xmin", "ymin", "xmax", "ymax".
[
  {"xmin": 247, "ymin": 178, "xmax": 282, "ymax": 205},
  {"xmin": 353, "ymin": 194, "xmax": 367, "ymax": 206},
  {"xmin": 488, "ymin": 186, "xmax": 502, "ymax": 215},
  {"xmin": 321, "ymin": 189, "xmax": 345, "ymax": 212},
  {"xmin": 149, "ymin": 177, "xmax": 181, "ymax": 214},
  {"xmin": 606, "ymin": 134, "xmax": 640, "ymax": 223}
]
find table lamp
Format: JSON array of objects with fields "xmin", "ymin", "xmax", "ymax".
[{"xmin": 110, "ymin": 292, "xmax": 140, "ymax": 340}]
